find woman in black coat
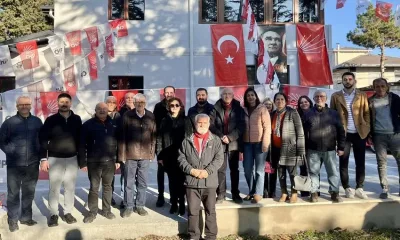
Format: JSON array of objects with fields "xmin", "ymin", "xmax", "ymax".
[{"xmin": 156, "ymin": 97, "xmax": 186, "ymax": 215}]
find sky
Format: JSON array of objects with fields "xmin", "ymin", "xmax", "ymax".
[{"xmin": 324, "ymin": 0, "xmax": 400, "ymax": 57}]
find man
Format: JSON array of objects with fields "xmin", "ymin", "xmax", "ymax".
[
  {"xmin": 39, "ymin": 93, "xmax": 82, "ymax": 227},
  {"xmin": 368, "ymin": 78, "xmax": 400, "ymax": 199},
  {"xmin": 0, "ymin": 96, "xmax": 43, "ymax": 232},
  {"xmin": 153, "ymin": 85, "xmax": 175, "ymax": 207},
  {"xmin": 330, "ymin": 72, "xmax": 370, "ymax": 199},
  {"xmin": 119, "ymin": 93, "xmax": 156, "ymax": 217},
  {"xmin": 178, "ymin": 114, "xmax": 224, "ymax": 240},
  {"xmin": 303, "ymin": 90, "xmax": 346, "ymax": 203},
  {"xmin": 119, "ymin": 92, "xmax": 135, "ymax": 117},
  {"xmin": 187, "ymin": 88, "xmax": 214, "ymax": 136},
  {"xmin": 210, "ymin": 87, "xmax": 244, "ymax": 204},
  {"xmin": 79, "ymin": 102, "xmax": 120, "ymax": 223}
]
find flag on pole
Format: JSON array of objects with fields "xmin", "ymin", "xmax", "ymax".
[
  {"xmin": 241, "ymin": 0, "xmax": 258, "ymax": 55},
  {"xmin": 85, "ymin": 26, "xmax": 100, "ymax": 50},
  {"xmin": 16, "ymin": 40, "xmax": 39, "ymax": 69},
  {"xmin": 376, "ymin": 1, "xmax": 393, "ymax": 22}
]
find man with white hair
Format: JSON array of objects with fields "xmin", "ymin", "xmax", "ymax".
[
  {"xmin": 178, "ymin": 113, "xmax": 224, "ymax": 240},
  {"xmin": 0, "ymin": 96, "xmax": 43, "ymax": 232},
  {"xmin": 118, "ymin": 93, "xmax": 156, "ymax": 217},
  {"xmin": 303, "ymin": 90, "xmax": 346, "ymax": 203}
]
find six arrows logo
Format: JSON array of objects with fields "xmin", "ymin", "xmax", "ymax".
[{"xmin": 298, "ymin": 34, "xmax": 325, "ymax": 54}]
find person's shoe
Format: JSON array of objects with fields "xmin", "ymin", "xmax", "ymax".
[
  {"xmin": 310, "ymin": 192, "xmax": 318, "ymax": 203},
  {"xmin": 121, "ymin": 208, "xmax": 133, "ymax": 218},
  {"xmin": 8, "ymin": 220, "xmax": 19, "ymax": 232},
  {"xmin": 251, "ymin": 194, "xmax": 262, "ymax": 203},
  {"xmin": 103, "ymin": 211, "xmax": 116, "ymax": 220},
  {"xmin": 20, "ymin": 219, "xmax": 37, "ymax": 226},
  {"xmin": 300, "ymin": 192, "xmax": 310, "ymax": 197},
  {"xmin": 64, "ymin": 213, "xmax": 77, "ymax": 224},
  {"xmin": 380, "ymin": 189, "xmax": 389, "ymax": 199},
  {"xmin": 179, "ymin": 203, "xmax": 186, "ymax": 216},
  {"xmin": 243, "ymin": 195, "xmax": 253, "ymax": 201},
  {"xmin": 156, "ymin": 195, "xmax": 165, "ymax": 207},
  {"xmin": 83, "ymin": 213, "xmax": 96, "ymax": 223},
  {"xmin": 169, "ymin": 204, "xmax": 178, "ymax": 214},
  {"xmin": 232, "ymin": 194, "xmax": 243, "ymax": 204},
  {"xmin": 135, "ymin": 207, "xmax": 149, "ymax": 216},
  {"xmin": 355, "ymin": 188, "xmax": 368, "ymax": 199},
  {"xmin": 290, "ymin": 193, "xmax": 298, "ymax": 204},
  {"xmin": 345, "ymin": 188, "xmax": 355, "ymax": 199},
  {"xmin": 279, "ymin": 193, "xmax": 288, "ymax": 202},
  {"xmin": 216, "ymin": 197, "xmax": 225, "ymax": 204},
  {"xmin": 48, "ymin": 215, "xmax": 59, "ymax": 227},
  {"xmin": 331, "ymin": 192, "xmax": 343, "ymax": 203},
  {"xmin": 111, "ymin": 198, "xmax": 116, "ymax": 206}
]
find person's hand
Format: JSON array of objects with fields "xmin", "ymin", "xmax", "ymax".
[
  {"xmin": 81, "ymin": 167, "xmax": 88, "ymax": 172},
  {"xmin": 337, "ymin": 150, "xmax": 344, "ymax": 156},
  {"xmin": 115, "ymin": 163, "xmax": 120, "ymax": 170},
  {"xmin": 190, "ymin": 169, "xmax": 201, "ymax": 178},
  {"xmin": 221, "ymin": 135, "xmax": 230, "ymax": 144},
  {"xmin": 198, "ymin": 170, "xmax": 209, "ymax": 179},
  {"xmin": 158, "ymin": 160, "xmax": 163, "ymax": 166},
  {"xmin": 40, "ymin": 160, "xmax": 49, "ymax": 172}
]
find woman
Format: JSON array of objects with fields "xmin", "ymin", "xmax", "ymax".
[
  {"xmin": 242, "ymin": 88, "xmax": 271, "ymax": 203},
  {"xmin": 263, "ymin": 98, "xmax": 275, "ymax": 113},
  {"xmin": 271, "ymin": 93, "xmax": 305, "ymax": 203},
  {"xmin": 156, "ymin": 97, "xmax": 186, "ymax": 215},
  {"xmin": 262, "ymin": 97, "xmax": 275, "ymax": 198}
]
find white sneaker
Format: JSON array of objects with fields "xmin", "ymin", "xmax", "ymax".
[
  {"xmin": 345, "ymin": 188, "xmax": 355, "ymax": 198},
  {"xmin": 355, "ymin": 188, "xmax": 368, "ymax": 199}
]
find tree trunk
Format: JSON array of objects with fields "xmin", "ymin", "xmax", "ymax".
[{"xmin": 380, "ymin": 45, "xmax": 385, "ymax": 78}]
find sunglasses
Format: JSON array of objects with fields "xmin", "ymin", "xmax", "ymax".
[{"xmin": 169, "ymin": 104, "xmax": 180, "ymax": 108}]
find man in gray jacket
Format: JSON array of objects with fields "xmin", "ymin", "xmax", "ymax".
[{"xmin": 178, "ymin": 114, "xmax": 224, "ymax": 240}]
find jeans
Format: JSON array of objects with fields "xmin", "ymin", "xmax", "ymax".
[
  {"xmin": 373, "ymin": 133, "xmax": 400, "ymax": 190},
  {"xmin": 307, "ymin": 150, "xmax": 340, "ymax": 193},
  {"xmin": 243, "ymin": 142, "xmax": 267, "ymax": 196},
  {"xmin": 124, "ymin": 160, "xmax": 149, "ymax": 208},
  {"xmin": 112, "ymin": 162, "xmax": 126, "ymax": 197},
  {"xmin": 217, "ymin": 150, "xmax": 240, "ymax": 198},
  {"xmin": 278, "ymin": 165, "xmax": 296, "ymax": 194},
  {"xmin": 157, "ymin": 162, "xmax": 165, "ymax": 197},
  {"xmin": 339, "ymin": 133, "xmax": 366, "ymax": 189},
  {"xmin": 7, "ymin": 162, "xmax": 39, "ymax": 222},
  {"xmin": 48, "ymin": 156, "xmax": 79, "ymax": 215},
  {"xmin": 87, "ymin": 161, "xmax": 115, "ymax": 214},
  {"xmin": 186, "ymin": 187, "xmax": 217, "ymax": 240}
]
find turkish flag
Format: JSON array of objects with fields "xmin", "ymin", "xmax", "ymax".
[
  {"xmin": 39, "ymin": 92, "xmax": 60, "ymax": 119},
  {"xmin": 159, "ymin": 89, "xmax": 186, "ymax": 106},
  {"xmin": 336, "ymin": 0, "xmax": 346, "ymax": 9},
  {"xmin": 84, "ymin": 26, "xmax": 99, "ymax": 50},
  {"xmin": 211, "ymin": 24, "xmax": 248, "ymax": 86},
  {"xmin": 297, "ymin": 24, "xmax": 333, "ymax": 86},
  {"xmin": 376, "ymin": 1, "xmax": 392, "ymax": 22},
  {"xmin": 63, "ymin": 65, "xmax": 77, "ymax": 97},
  {"xmin": 109, "ymin": 19, "xmax": 128, "ymax": 38},
  {"xmin": 282, "ymin": 85, "xmax": 310, "ymax": 109},
  {"xmin": 65, "ymin": 30, "xmax": 82, "ymax": 56},
  {"xmin": 16, "ymin": 40, "xmax": 39, "ymax": 69},
  {"xmin": 112, "ymin": 90, "xmax": 139, "ymax": 110},
  {"xmin": 88, "ymin": 51, "xmax": 98, "ymax": 80},
  {"xmin": 105, "ymin": 33, "xmax": 115, "ymax": 59}
]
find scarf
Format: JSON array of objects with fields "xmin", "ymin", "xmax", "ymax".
[
  {"xmin": 194, "ymin": 131, "xmax": 210, "ymax": 157},
  {"xmin": 274, "ymin": 108, "xmax": 286, "ymax": 137},
  {"xmin": 222, "ymin": 102, "xmax": 232, "ymax": 135}
]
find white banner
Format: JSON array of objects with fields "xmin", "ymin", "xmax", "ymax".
[
  {"xmin": 48, "ymin": 36, "xmax": 65, "ymax": 61},
  {"xmin": 77, "ymin": 58, "xmax": 91, "ymax": 89},
  {"xmin": 0, "ymin": 45, "xmax": 13, "ymax": 76}
]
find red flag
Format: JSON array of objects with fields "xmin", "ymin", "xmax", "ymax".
[
  {"xmin": 39, "ymin": 92, "xmax": 60, "ymax": 119},
  {"xmin": 65, "ymin": 30, "xmax": 82, "ymax": 56},
  {"xmin": 282, "ymin": 85, "xmax": 310, "ymax": 109},
  {"xmin": 336, "ymin": 0, "xmax": 346, "ymax": 9},
  {"xmin": 105, "ymin": 33, "xmax": 115, "ymax": 59},
  {"xmin": 211, "ymin": 24, "xmax": 248, "ymax": 86},
  {"xmin": 111, "ymin": 90, "xmax": 139, "ymax": 110},
  {"xmin": 376, "ymin": 1, "xmax": 392, "ymax": 22},
  {"xmin": 297, "ymin": 24, "xmax": 333, "ymax": 86},
  {"xmin": 88, "ymin": 51, "xmax": 98, "ymax": 80},
  {"xmin": 63, "ymin": 65, "xmax": 77, "ymax": 97},
  {"xmin": 16, "ymin": 40, "xmax": 39, "ymax": 69},
  {"xmin": 159, "ymin": 89, "xmax": 186, "ymax": 105},
  {"xmin": 257, "ymin": 40, "xmax": 275, "ymax": 84},
  {"xmin": 84, "ymin": 26, "xmax": 99, "ymax": 50},
  {"xmin": 231, "ymin": 86, "xmax": 248, "ymax": 106},
  {"xmin": 109, "ymin": 19, "xmax": 128, "ymax": 38}
]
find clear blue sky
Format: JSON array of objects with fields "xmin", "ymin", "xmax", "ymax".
[{"xmin": 325, "ymin": 0, "xmax": 400, "ymax": 57}]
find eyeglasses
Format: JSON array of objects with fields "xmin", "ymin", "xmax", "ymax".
[
  {"xmin": 170, "ymin": 104, "xmax": 180, "ymax": 108},
  {"xmin": 18, "ymin": 104, "xmax": 31, "ymax": 107}
]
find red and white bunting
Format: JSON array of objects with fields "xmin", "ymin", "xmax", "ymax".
[
  {"xmin": 241, "ymin": 0, "xmax": 258, "ymax": 55},
  {"xmin": 109, "ymin": 19, "xmax": 128, "ymax": 38},
  {"xmin": 376, "ymin": 1, "xmax": 393, "ymax": 22},
  {"xmin": 65, "ymin": 30, "xmax": 82, "ymax": 56},
  {"xmin": 336, "ymin": 0, "xmax": 346, "ymax": 9},
  {"xmin": 63, "ymin": 65, "xmax": 77, "ymax": 96},
  {"xmin": 85, "ymin": 26, "xmax": 99, "ymax": 50},
  {"xmin": 105, "ymin": 33, "xmax": 115, "ymax": 59},
  {"xmin": 97, "ymin": 44, "xmax": 105, "ymax": 69},
  {"xmin": 88, "ymin": 50, "xmax": 98, "ymax": 80},
  {"xmin": 0, "ymin": 45, "xmax": 13, "ymax": 76},
  {"xmin": 77, "ymin": 58, "xmax": 91, "ymax": 89},
  {"xmin": 16, "ymin": 40, "xmax": 39, "ymax": 69},
  {"xmin": 48, "ymin": 36, "xmax": 65, "ymax": 61}
]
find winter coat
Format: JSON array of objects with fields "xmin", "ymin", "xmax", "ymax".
[
  {"xmin": 153, "ymin": 99, "xmax": 169, "ymax": 130},
  {"xmin": 186, "ymin": 102, "xmax": 214, "ymax": 137},
  {"xmin": 368, "ymin": 92, "xmax": 400, "ymax": 134},
  {"xmin": 243, "ymin": 104, "xmax": 271, "ymax": 152}
]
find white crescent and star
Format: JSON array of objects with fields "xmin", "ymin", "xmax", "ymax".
[{"xmin": 217, "ymin": 35, "xmax": 240, "ymax": 64}]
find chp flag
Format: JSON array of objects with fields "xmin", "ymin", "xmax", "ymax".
[
  {"xmin": 16, "ymin": 40, "xmax": 40, "ymax": 69},
  {"xmin": 376, "ymin": 1, "xmax": 393, "ymax": 22},
  {"xmin": 109, "ymin": 19, "xmax": 128, "ymax": 38},
  {"xmin": 88, "ymin": 50, "xmax": 98, "ymax": 80},
  {"xmin": 211, "ymin": 24, "xmax": 248, "ymax": 87},
  {"xmin": 77, "ymin": 58, "xmax": 91, "ymax": 89},
  {"xmin": 63, "ymin": 65, "xmax": 77, "ymax": 97},
  {"xmin": 105, "ymin": 33, "xmax": 115, "ymax": 59},
  {"xmin": 48, "ymin": 36, "xmax": 65, "ymax": 61},
  {"xmin": 0, "ymin": 45, "xmax": 13, "ymax": 76},
  {"xmin": 65, "ymin": 30, "xmax": 82, "ymax": 56},
  {"xmin": 84, "ymin": 26, "xmax": 100, "ymax": 51}
]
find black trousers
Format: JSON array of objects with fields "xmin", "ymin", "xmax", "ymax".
[
  {"xmin": 111, "ymin": 162, "xmax": 125, "ymax": 196},
  {"xmin": 339, "ymin": 132, "xmax": 366, "ymax": 189},
  {"xmin": 7, "ymin": 162, "xmax": 39, "ymax": 222},
  {"xmin": 278, "ymin": 165, "xmax": 296, "ymax": 194},
  {"xmin": 157, "ymin": 162, "xmax": 165, "ymax": 196},
  {"xmin": 186, "ymin": 187, "xmax": 217, "ymax": 240},
  {"xmin": 264, "ymin": 147, "xmax": 279, "ymax": 197},
  {"xmin": 217, "ymin": 151, "xmax": 240, "ymax": 198},
  {"xmin": 166, "ymin": 165, "xmax": 185, "ymax": 206},
  {"xmin": 88, "ymin": 161, "xmax": 115, "ymax": 214}
]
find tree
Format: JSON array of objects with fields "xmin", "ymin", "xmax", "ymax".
[
  {"xmin": 347, "ymin": 5, "xmax": 400, "ymax": 78},
  {"xmin": 0, "ymin": 0, "xmax": 53, "ymax": 42}
]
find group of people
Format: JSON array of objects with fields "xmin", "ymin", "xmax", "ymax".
[{"xmin": 1, "ymin": 72, "xmax": 400, "ymax": 240}]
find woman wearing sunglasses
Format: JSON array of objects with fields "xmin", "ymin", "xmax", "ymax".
[{"xmin": 156, "ymin": 97, "xmax": 187, "ymax": 215}]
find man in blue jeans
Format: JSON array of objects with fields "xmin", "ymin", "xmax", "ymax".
[{"xmin": 303, "ymin": 90, "xmax": 346, "ymax": 203}]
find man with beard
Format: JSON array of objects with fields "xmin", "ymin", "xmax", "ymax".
[
  {"xmin": 39, "ymin": 93, "xmax": 82, "ymax": 227},
  {"xmin": 187, "ymin": 88, "xmax": 214, "ymax": 136},
  {"xmin": 330, "ymin": 72, "xmax": 370, "ymax": 200},
  {"xmin": 153, "ymin": 86, "xmax": 175, "ymax": 207}
]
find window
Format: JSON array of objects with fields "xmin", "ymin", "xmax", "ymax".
[
  {"xmin": 273, "ymin": 0, "xmax": 293, "ymax": 22},
  {"xmin": 109, "ymin": 76, "xmax": 144, "ymax": 90},
  {"xmin": 109, "ymin": 0, "xmax": 145, "ymax": 20},
  {"xmin": 298, "ymin": 0, "xmax": 319, "ymax": 22}
]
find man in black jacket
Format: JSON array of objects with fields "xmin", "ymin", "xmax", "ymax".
[
  {"xmin": 187, "ymin": 88, "xmax": 214, "ymax": 137},
  {"xmin": 79, "ymin": 102, "xmax": 120, "ymax": 223},
  {"xmin": 303, "ymin": 90, "xmax": 346, "ymax": 203},
  {"xmin": 153, "ymin": 85, "xmax": 175, "ymax": 207},
  {"xmin": 0, "ymin": 96, "xmax": 43, "ymax": 232},
  {"xmin": 210, "ymin": 87, "xmax": 244, "ymax": 204},
  {"xmin": 39, "ymin": 93, "xmax": 82, "ymax": 227},
  {"xmin": 178, "ymin": 113, "xmax": 224, "ymax": 240}
]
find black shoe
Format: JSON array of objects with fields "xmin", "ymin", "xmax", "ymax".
[
  {"xmin": 48, "ymin": 215, "xmax": 59, "ymax": 227},
  {"xmin": 8, "ymin": 220, "xmax": 19, "ymax": 232},
  {"xmin": 330, "ymin": 192, "xmax": 343, "ymax": 203},
  {"xmin": 179, "ymin": 204, "xmax": 186, "ymax": 216},
  {"xmin": 83, "ymin": 213, "xmax": 96, "ymax": 223},
  {"xmin": 121, "ymin": 208, "xmax": 133, "ymax": 218},
  {"xmin": 310, "ymin": 192, "xmax": 318, "ymax": 203},
  {"xmin": 156, "ymin": 195, "xmax": 165, "ymax": 207},
  {"xmin": 300, "ymin": 192, "xmax": 310, "ymax": 197},
  {"xmin": 232, "ymin": 194, "xmax": 243, "ymax": 204},
  {"xmin": 64, "ymin": 213, "xmax": 77, "ymax": 224},
  {"xmin": 20, "ymin": 219, "xmax": 37, "ymax": 226},
  {"xmin": 135, "ymin": 207, "xmax": 148, "ymax": 216},
  {"xmin": 103, "ymin": 211, "xmax": 116, "ymax": 220},
  {"xmin": 111, "ymin": 198, "xmax": 116, "ymax": 206},
  {"xmin": 169, "ymin": 204, "xmax": 178, "ymax": 214},
  {"xmin": 380, "ymin": 191, "xmax": 389, "ymax": 199}
]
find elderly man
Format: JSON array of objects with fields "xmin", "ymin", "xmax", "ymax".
[
  {"xmin": 79, "ymin": 102, "xmax": 120, "ymax": 223},
  {"xmin": 187, "ymin": 88, "xmax": 214, "ymax": 137},
  {"xmin": 178, "ymin": 114, "xmax": 224, "ymax": 240},
  {"xmin": 368, "ymin": 78, "xmax": 400, "ymax": 199},
  {"xmin": 119, "ymin": 92, "xmax": 135, "ymax": 117},
  {"xmin": 119, "ymin": 93, "xmax": 156, "ymax": 217},
  {"xmin": 0, "ymin": 96, "xmax": 43, "ymax": 232},
  {"xmin": 303, "ymin": 90, "xmax": 346, "ymax": 203},
  {"xmin": 210, "ymin": 87, "xmax": 244, "ymax": 204}
]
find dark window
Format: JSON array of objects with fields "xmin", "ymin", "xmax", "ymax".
[
  {"xmin": 109, "ymin": 76, "xmax": 144, "ymax": 90},
  {"xmin": 273, "ymin": 0, "xmax": 293, "ymax": 22},
  {"xmin": 224, "ymin": 0, "xmax": 242, "ymax": 22},
  {"xmin": 109, "ymin": 0, "xmax": 145, "ymax": 20},
  {"xmin": 246, "ymin": 65, "xmax": 257, "ymax": 86},
  {"xmin": 299, "ymin": 0, "xmax": 318, "ymax": 22},
  {"xmin": 250, "ymin": 0, "xmax": 265, "ymax": 22},
  {"xmin": 201, "ymin": 0, "xmax": 218, "ymax": 22},
  {"xmin": 0, "ymin": 77, "xmax": 16, "ymax": 93}
]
